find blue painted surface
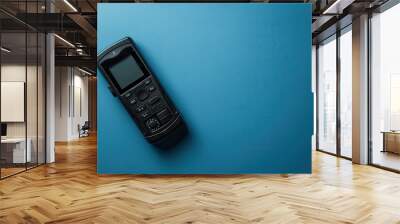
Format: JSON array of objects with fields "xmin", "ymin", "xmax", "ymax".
[{"xmin": 97, "ymin": 3, "xmax": 312, "ymax": 174}]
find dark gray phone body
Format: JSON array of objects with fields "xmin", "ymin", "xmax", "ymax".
[{"xmin": 97, "ymin": 37, "xmax": 186, "ymax": 147}]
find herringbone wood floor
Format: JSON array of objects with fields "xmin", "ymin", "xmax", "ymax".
[{"xmin": 1, "ymin": 134, "xmax": 400, "ymax": 224}]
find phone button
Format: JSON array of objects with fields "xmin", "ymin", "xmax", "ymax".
[
  {"xmin": 145, "ymin": 79, "xmax": 152, "ymax": 85},
  {"xmin": 151, "ymin": 103, "xmax": 165, "ymax": 113},
  {"xmin": 129, "ymin": 98, "xmax": 137, "ymax": 104},
  {"xmin": 137, "ymin": 90, "xmax": 149, "ymax": 101},
  {"xmin": 141, "ymin": 111, "xmax": 150, "ymax": 118},
  {"xmin": 157, "ymin": 109, "xmax": 172, "ymax": 124},
  {"xmin": 146, "ymin": 118, "xmax": 160, "ymax": 132},
  {"xmin": 149, "ymin": 96, "xmax": 160, "ymax": 105},
  {"xmin": 136, "ymin": 104, "xmax": 145, "ymax": 112},
  {"xmin": 148, "ymin": 86, "xmax": 156, "ymax": 92}
]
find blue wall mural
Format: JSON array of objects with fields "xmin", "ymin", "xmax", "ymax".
[{"xmin": 97, "ymin": 3, "xmax": 312, "ymax": 174}]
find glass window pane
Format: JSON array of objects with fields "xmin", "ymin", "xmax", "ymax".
[
  {"xmin": 38, "ymin": 33, "xmax": 45, "ymax": 165},
  {"xmin": 0, "ymin": 0, "xmax": 46, "ymax": 179},
  {"xmin": 318, "ymin": 36, "xmax": 337, "ymax": 154},
  {"xmin": 26, "ymin": 0, "xmax": 39, "ymax": 169},
  {"xmin": 371, "ymin": 3, "xmax": 400, "ymax": 171},
  {"xmin": 27, "ymin": 31, "xmax": 38, "ymax": 169},
  {"xmin": 1, "ymin": 31, "xmax": 27, "ymax": 177},
  {"xmin": 340, "ymin": 28, "xmax": 352, "ymax": 158}
]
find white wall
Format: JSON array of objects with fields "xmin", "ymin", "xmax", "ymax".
[
  {"xmin": 71, "ymin": 73, "xmax": 89, "ymax": 138},
  {"xmin": 1, "ymin": 82, "xmax": 25, "ymax": 122},
  {"xmin": 55, "ymin": 66, "xmax": 69, "ymax": 141},
  {"xmin": 1, "ymin": 65, "xmax": 26, "ymax": 134},
  {"xmin": 54, "ymin": 67, "xmax": 89, "ymax": 141}
]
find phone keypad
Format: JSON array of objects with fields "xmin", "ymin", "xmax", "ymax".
[{"xmin": 124, "ymin": 77, "xmax": 174, "ymax": 133}]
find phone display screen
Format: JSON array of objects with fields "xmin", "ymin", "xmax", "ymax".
[{"xmin": 109, "ymin": 55, "xmax": 145, "ymax": 90}]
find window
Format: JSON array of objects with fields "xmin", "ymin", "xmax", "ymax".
[
  {"xmin": 370, "ymin": 3, "xmax": 400, "ymax": 171},
  {"xmin": 317, "ymin": 35, "xmax": 337, "ymax": 154},
  {"xmin": 339, "ymin": 27, "xmax": 352, "ymax": 158},
  {"xmin": 316, "ymin": 26, "xmax": 353, "ymax": 159},
  {"xmin": 0, "ymin": 1, "xmax": 47, "ymax": 179}
]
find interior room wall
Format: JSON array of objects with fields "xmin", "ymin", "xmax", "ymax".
[
  {"xmin": 55, "ymin": 66, "xmax": 70, "ymax": 141},
  {"xmin": 1, "ymin": 64, "xmax": 39, "ymax": 139},
  {"xmin": 1, "ymin": 64, "xmax": 25, "ymax": 139},
  {"xmin": 55, "ymin": 67, "xmax": 89, "ymax": 141},
  {"xmin": 88, "ymin": 77, "xmax": 97, "ymax": 132},
  {"xmin": 71, "ymin": 72, "xmax": 89, "ymax": 138},
  {"xmin": 1, "ymin": 63, "xmax": 44, "ymax": 164}
]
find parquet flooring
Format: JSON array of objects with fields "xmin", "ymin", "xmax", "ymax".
[
  {"xmin": 1, "ymin": 134, "xmax": 400, "ymax": 223},
  {"xmin": 0, "ymin": 167, "xmax": 26, "ymax": 178}
]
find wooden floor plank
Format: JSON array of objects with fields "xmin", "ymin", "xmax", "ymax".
[{"xmin": 1, "ymin": 135, "xmax": 400, "ymax": 224}]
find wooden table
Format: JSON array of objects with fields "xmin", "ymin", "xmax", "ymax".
[{"xmin": 381, "ymin": 131, "xmax": 400, "ymax": 154}]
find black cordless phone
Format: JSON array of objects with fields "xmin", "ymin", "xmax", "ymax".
[{"xmin": 98, "ymin": 37, "xmax": 186, "ymax": 147}]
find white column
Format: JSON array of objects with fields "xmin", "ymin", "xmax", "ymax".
[
  {"xmin": 46, "ymin": 32, "xmax": 55, "ymax": 163},
  {"xmin": 352, "ymin": 14, "xmax": 369, "ymax": 164}
]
